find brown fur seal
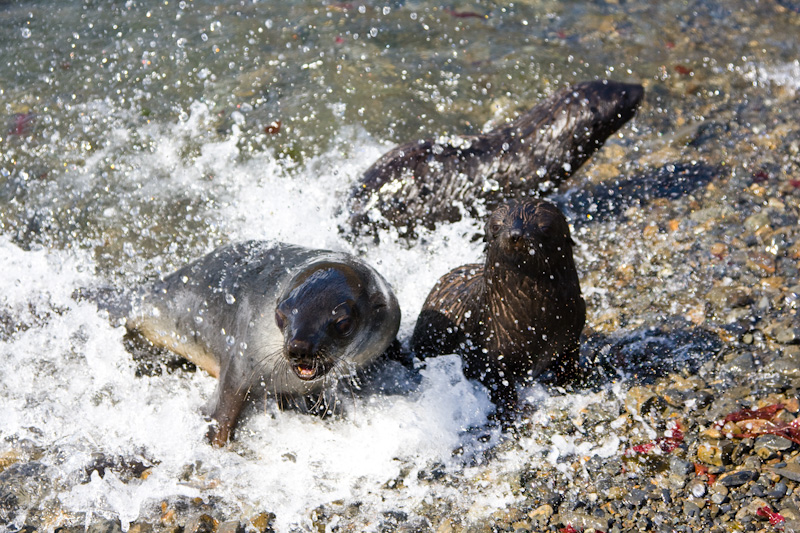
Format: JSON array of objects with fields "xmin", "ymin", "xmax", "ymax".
[
  {"xmin": 347, "ymin": 80, "xmax": 644, "ymax": 238},
  {"xmin": 411, "ymin": 199, "xmax": 585, "ymax": 409},
  {"xmin": 126, "ymin": 241, "xmax": 401, "ymax": 446}
]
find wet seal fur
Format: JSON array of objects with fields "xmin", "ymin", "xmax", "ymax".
[
  {"xmin": 411, "ymin": 199, "xmax": 585, "ymax": 409},
  {"xmin": 347, "ymin": 80, "xmax": 644, "ymax": 238},
  {"xmin": 126, "ymin": 241, "xmax": 401, "ymax": 446}
]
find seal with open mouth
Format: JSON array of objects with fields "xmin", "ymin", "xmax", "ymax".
[{"xmin": 126, "ymin": 241, "xmax": 401, "ymax": 446}]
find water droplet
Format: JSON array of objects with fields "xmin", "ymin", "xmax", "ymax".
[
  {"xmin": 225, "ymin": 293, "xmax": 236, "ymax": 304},
  {"xmin": 21, "ymin": 28, "xmax": 31, "ymax": 39}
]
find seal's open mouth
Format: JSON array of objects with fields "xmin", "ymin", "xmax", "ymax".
[{"xmin": 293, "ymin": 363, "xmax": 318, "ymax": 381}]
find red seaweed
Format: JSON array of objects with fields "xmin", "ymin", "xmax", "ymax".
[
  {"xmin": 717, "ymin": 402, "xmax": 800, "ymax": 445},
  {"xmin": 741, "ymin": 419, "xmax": 800, "ymax": 445},
  {"xmin": 723, "ymin": 403, "xmax": 785, "ymax": 424},
  {"xmin": 757, "ymin": 505, "xmax": 786, "ymax": 526},
  {"xmin": 674, "ymin": 65, "xmax": 693, "ymax": 76}
]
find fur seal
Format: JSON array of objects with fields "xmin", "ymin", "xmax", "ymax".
[
  {"xmin": 347, "ymin": 80, "xmax": 644, "ymax": 238},
  {"xmin": 126, "ymin": 241, "xmax": 401, "ymax": 446},
  {"xmin": 411, "ymin": 199, "xmax": 585, "ymax": 409}
]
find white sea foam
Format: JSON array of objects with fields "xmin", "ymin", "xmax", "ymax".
[
  {"xmin": 0, "ymin": 103, "xmax": 504, "ymax": 531},
  {"xmin": 744, "ymin": 59, "xmax": 800, "ymax": 93},
  {"xmin": 0, "ymin": 99, "xmax": 620, "ymax": 530}
]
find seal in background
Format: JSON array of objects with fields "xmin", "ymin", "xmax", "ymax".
[{"xmin": 348, "ymin": 80, "xmax": 644, "ymax": 238}]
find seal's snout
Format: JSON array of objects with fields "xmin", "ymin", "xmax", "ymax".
[
  {"xmin": 607, "ymin": 81, "xmax": 644, "ymax": 123},
  {"xmin": 286, "ymin": 338, "xmax": 327, "ymax": 381},
  {"xmin": 621, "ymin": 82, "xmax": 645, "ymax": 109},
  {"xmin": 507, "ymin": 227, "xmax": 524, "ymax": 245},
  {"xmin": 288, "ymin": 338, "xmax": 313, "ymax": 358}
]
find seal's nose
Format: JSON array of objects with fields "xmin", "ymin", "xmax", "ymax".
[
  {"xmin": 508, "ymin": 227, "xmax": 523, "ymax": 244},
  {"xmin": 287, "ymin": 338, "xmax": 313, "ymax": 359}
]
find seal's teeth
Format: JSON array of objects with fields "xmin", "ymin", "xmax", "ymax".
[{"xmin": 296, "ymin": 364, "xmax": 316, "ymax": 379}]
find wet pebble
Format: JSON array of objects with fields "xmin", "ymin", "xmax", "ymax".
[
  {"xmin": 710, "ymin": 485, "xmax": 729, "ymax": 505},
  {"xmin": 528, "ymin": 504, "xmax": 553, "ymax": 528},
  {"xmin": 670, "ymin": 456, "xmax": 694, "ymax": 476},
  {"xmin": 557, "ymin": 510, "xmax": 608, "ymax": 532},
  {"xmin": 697, "ymin": 442, "xmax": 729, "ymax": 466},
  {"xmin": 688, "ymin": 480, "xmax": 706, "ymax": 498},
  {"xmin": 683, "ymin": 500, "xmax": 701, "ymax": 519},
  {"xmin": 768, "ymin": 481, "xmax": 789, "ymax": 499},
  {"xmin": 756, "ymin": 434, "xmax": 794, "ymax": 452},
  {"xmin": 718, "ymin": 469, "xmax": 759, "ymax": 487},
  {"xmin": 624, "ymin": 488, "xmax": 648, "ymax": 507},
  {"xmin": 770, "ymin": 462, "xmax": 800, "ymax": 482}
]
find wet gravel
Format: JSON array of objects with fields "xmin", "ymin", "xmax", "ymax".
[
  {"xmin": 3, "ymin": 82, "xmax": 799, "ymax": 533},
  {"xmin": 2, "ymin": 1, "xmax": 800, "ymax": 532}
]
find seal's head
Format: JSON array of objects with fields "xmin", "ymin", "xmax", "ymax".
[
  {"xmin": 485, "ymin": 199, "xmax": 574, "ymax": 275},
  {"xmin": 275, "ymin": 261, "xmax": 399, "ymax": 383}
]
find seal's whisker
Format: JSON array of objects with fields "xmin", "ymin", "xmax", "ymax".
[{"xmin": 239, "ymin": 347, "xmax": 283, "ymax": 398}]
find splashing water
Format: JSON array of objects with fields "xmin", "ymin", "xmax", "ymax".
[{"xmin": 3, "ymin": 0, "xmax": 800, "ymax": 530}]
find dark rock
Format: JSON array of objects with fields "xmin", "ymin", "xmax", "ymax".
[
  {"xmin": 718, "ymin": 470, "xmax": 759, "ymax": 487},
  {"xmin": 684, "ymin": 500, "xmax": 701, "ymax": 519},
  {"xmin": 768, "ymin": 482, "xmax": 788, "ymax": 499},
  {"xmin": 624, "ymin": 489, "xmax": 648, "ymax": 507},
  {"xmin": 732, "ymin": 439, "xmax": 754, "ymax": 463}
]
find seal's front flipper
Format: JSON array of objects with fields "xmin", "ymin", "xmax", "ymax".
[
  {"xmin": 381, "ymin": 338, "xmax": 415, "ymax": 368},
  {"xmin": 205, "ymin": 372, "xmax": 250, "ymax": 446}
]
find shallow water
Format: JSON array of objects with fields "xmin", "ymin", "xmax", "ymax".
[{"xmin": 2, "ymin": 0, "xmax": 800, "ymax": 530}]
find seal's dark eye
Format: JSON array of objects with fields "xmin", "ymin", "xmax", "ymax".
[
  {"xmin": 275, "ymin": 311, "xmax": 285, "ymax": 330},
  {"xmin": 333, "ymin": 315, "xmax": 355, "ymax": 337}
]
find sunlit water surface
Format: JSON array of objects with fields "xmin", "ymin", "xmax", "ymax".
[{"xmin": 2, "ymin": 0, "xmax": 800, "ymax": 530}]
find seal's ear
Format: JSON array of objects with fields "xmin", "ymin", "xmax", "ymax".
[{"xmin": 369, "ymin": 291, "xmax": 388, "ymax": 311}]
